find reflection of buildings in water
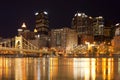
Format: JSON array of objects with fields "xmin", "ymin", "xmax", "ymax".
[
  {"xmin": 39, "ymin": 58, "xmax": 59, "ymax": 80},
  {"xmin": 27, "ymin": 58, "xmax": 38, "ymax": 80},
  {"xmin": 48, "ymin": 58, "xmax": 74, "ymax": 79},
  {"xmin": 15, "ymin": 58, "xmax": 39, "ymax": 80},
  {"xmin": 0, "ymin": 58, "xmax": 15, "ymax": 80},
  {"xmin": 107, "ymin": 59, "xmax": 114, "ymax": 79},
  {"xmin": 49, "ymin": 58, "xmax": 58, "ymax": 80},
  {"xmin": 116, "ymin": 58, "xmax": 120, "ymax": 79},
  {"xmin": 91, "ymin": 59, "xmax": 96, "ymax": 80},
  {"xmin": 40, "ymin": 58, "xmax": 48, "ymax": 80},
  {"xmin": 32, "ymin": 58, "xmax": 40, "ymax": 80},
  {"xmin": 73, "ymin": 58, "xmax": 115, "ymax": 80},
  {"xmin": 73, "ymin": 58, "xmax": 96, "ymax": 80},
  {"xmin": 55, "ymin": 58, "xmax": 69, "ymax": 79},
  {"xmin": 96, "ymin": 58, "xmax": 114, "ymax": 80},
  {"xmin": 0, "ymin": 58, "xmax": 120, "ymax": 80},
  {"xmin": 15, "ymin": 58, "xmax": 22, "ymax": 80},
  {"xmin": 61, "ymin": 58, "xmax": 74, "ymax": 79},
  {"xmin": 102, "ymin": 58, "xmax": 114, "ymax": 80},
  {"xmin": 15, "ymin": 58, "xmax": 27, "ymax": 80},
  {"xmin": 118, "ymin": 59, "xmax": 120, "ymax": 74},
  {"xmin": 36, "ymin": 58, "xmax": 41, "ymax": 80},
  {"xmin": 0, "ymin": 58, "xmax": 2, "ymax": 80}
]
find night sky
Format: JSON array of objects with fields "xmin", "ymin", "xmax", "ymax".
[{"xmin": 0, "ymin": 0, "xmax": 120, "ymax": 38}]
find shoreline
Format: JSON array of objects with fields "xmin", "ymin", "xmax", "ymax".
[{"xmin": 0, "ymin": 54, "xmax": 120, "ymax": 58}]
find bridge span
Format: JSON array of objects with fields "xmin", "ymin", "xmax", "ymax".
[{"xmin": 0, "ymin": 36, "xmax": 53, "ymax": 56}]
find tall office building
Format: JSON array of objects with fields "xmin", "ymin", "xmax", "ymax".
[
  {"xmin": 93, "ymin": 16, "xmax": 104, "ymax": 42},
  {"xmin": 17, "ymin": 22, "xmax": 35, "ymax": 40},
  {"xmin": 111, "ymin": 23, "xmax": 120, "ymax": 53},
  {"xmin": 35, "ymin": 11, "xmax": 49, "ymax": 35},
  {"xmin": 51, "ymin": 27, "xmax": 77, "ymax": 52},
  {"xmin": 115, "ymin": 23, "xmax": 120, "ymax": 36},
  {"xmin": 34, "ymin": 11, "xmax": 50, "ymax": 48},
  {"xmin": 103, "ymin": 26, "xmax": 113, "ymax": 42},
  {"xmin": 72, "ymin": 12, "xmax": 94, "ymax": 44},
  {"xmin": 72, "ymin": 12, "xmax": 88, "ymax": 34},
  {"xmin": 17, "ymin": 22, "xmax": 27, "ymax": 36}
]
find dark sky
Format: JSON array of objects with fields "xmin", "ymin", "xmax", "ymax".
[{"xmin": 0, "ymin": 0, "xmax": 120, "ymax": 38}]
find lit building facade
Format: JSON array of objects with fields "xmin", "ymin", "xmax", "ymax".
[
  {"xmin": 17, "ymin": 22, "xmax": 35, "ymax": 40},
  {"xmin": 35, "ymin": 11, "xmax": 49, "ymax": 35},
  {"xmin": 93, "ymin": 16, "xmax": 104, "ymax": 42},
  {"xmin": 71, "ymin": 12, "xmax": 94, "ymax": 44},
  {"xmin": 34, "ymin": 11, "xmax": 50, "ymax": 48},
  {"xmin": 50, "ymin": 27, "xmax": 77, "ymax": 52},
  {"xmin": 112, "ymin": 24, "xmax": 120, "ymax": 53},
  {"xmin": 115, "ymin": 27, "xmax": 120, "ymax": 36},
  {"xmin": 103, "ymin": 27, "xmax": 113, "ymax": 42}
]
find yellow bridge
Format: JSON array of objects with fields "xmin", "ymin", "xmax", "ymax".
[{"xmin": 0, "ymin": 36, "xmax": 51, "ymax": 56}]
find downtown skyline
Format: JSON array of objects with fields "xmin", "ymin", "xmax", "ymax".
[{"xmin": 0, "ymin": 0, "xmax": 120, "ymax": 38}]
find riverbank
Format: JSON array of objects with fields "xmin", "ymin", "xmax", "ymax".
[{"xmin": 0, "ymin": 53, "xmax": 120, "ymax": 58}]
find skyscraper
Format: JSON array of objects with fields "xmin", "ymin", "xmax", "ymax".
[
  {"xmin": 72, "ymin": 12, "xmax": 88, "ymax": 35},
  {"xmin": 17, "ymin": 22, "xmax": 35, "ymax": 40},
  {"xmin": 50, "ymin": 27, "xmax": 77, "ymax": 52},
  {"xmin": 35, "ymin": 11, "xmax": 49, "ymax": 35},
  {"xmin": 93, "ymin": 16, "xmax": 104, "ymax": 42},
  {"xmin": 111, "ymin": 23, "xmax": 120, "ymax": 53},
  {"xmin": 34, "ymin": 11, "xmax": 50, "ymax": 48},
  {"xmin": 72, "ymin": 12, "xmax": 93, "ymax": 44}
]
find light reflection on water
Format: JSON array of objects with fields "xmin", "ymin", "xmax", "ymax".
[{"xmin": 0, "ymin": 57, "xmax": 120, "ymax": 80}]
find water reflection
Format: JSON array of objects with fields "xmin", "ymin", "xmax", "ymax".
[
  {"xmin": 0, "ymin": 57, "xmax": 120, "ymax": 80},
  {"xmin": 73, "ymin": 58, "xmax": 96, "ymax": 80}
]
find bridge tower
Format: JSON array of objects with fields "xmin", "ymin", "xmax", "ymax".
[
  {"xmin": 15, "ymin": 36, "xmax": 23, "ymax": 49},
  {"xmin": 15, "ymin": 36, "xmax": 23, "ymax": 53}
]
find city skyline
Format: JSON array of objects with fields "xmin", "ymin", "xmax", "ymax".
[{"xmin": 0, "ymin": 0, "xmax": 120, "ymax": 38}]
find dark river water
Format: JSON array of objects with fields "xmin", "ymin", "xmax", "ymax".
[{"xmin": 0, "ymin": 57, "xmax": 120, "ymax": 80}]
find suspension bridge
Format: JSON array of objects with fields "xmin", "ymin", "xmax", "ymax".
[
  {"xmin": 0, "ymin": 36, "xmax": 51, "ymax": 56},
  {"xmin": 0, "ymin": 35, "xmax": 91, "ymax": 57}
]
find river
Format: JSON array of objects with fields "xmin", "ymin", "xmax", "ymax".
[{"xmin": 0, "ymin": 57, "xmax": 120, "ymax": 80}]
